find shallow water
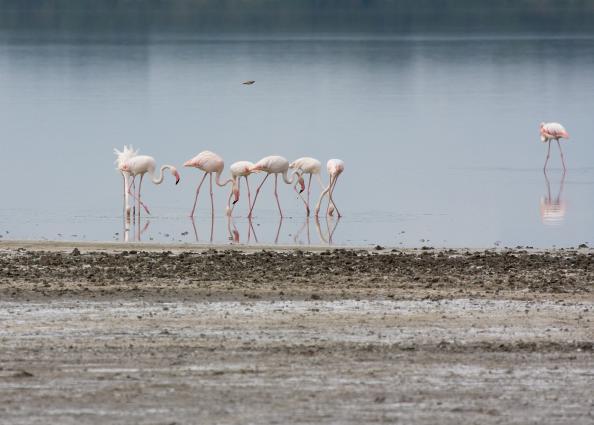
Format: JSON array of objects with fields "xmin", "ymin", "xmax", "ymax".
[{"xmin": 1, "ymin": 33, "xmax": 593, "ymax": 247}]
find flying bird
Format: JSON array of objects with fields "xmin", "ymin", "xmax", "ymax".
[
  {"xmin": 184, "ymin": 151, "xmax": 233, "ymax": 217},
  {"xmin": 120, "ymin": 155, "xmax": 180, "ymax": 215},
  {"xmin": 247, "ymin": 155, "xmax": 304, "ymax": 218},
  {"xmin": 315, "ymin": 159, "xmax": 344, "ymax": 217},
  {"xmin": 540, "ymin": 122, "xmax": 569, "ymax": 171},
  {"xmin": 242, "ymin": 80, "xmax": 255, "ymax": 85}
]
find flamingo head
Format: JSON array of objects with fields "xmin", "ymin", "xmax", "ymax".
[
  {"xmin": 232, "ymin": 181, "xmax": 240, "ymax": 205},
  {"xmin": 171, "ymin": 167, "xmax": 181, "ymax": 185},
  {"xmin": 120, "ymin": 162, "xmax": 130, "ymax": 172},
  {"xmin": 298, "ymin": 175, "xmax": 305, "ymax": 193}
]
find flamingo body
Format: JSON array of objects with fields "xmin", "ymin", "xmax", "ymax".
[
  {"xmin": 540, "ymin": 122, "xmax": 569, "ymax": 143},
  {"xmin": 184, "ymin": 151, "xmax": 233, "ymax": 217},
  {"xmin": 289, "ymin": 157, "xmax": 326, "ymax": 216},
  {"xmin": 227, "ymin": 160, "xmax": 255, "ymax": 216},
  {"xmin": 315, "ymin": 159, "xmax": 345, "ymax": 217},
  {"xmin": 540, "ymin": 122, "xmax": 570, "ymax": 170},
  {"xmin": 247, "ymin": 155, "xmax": 304, "ymax": 218}
]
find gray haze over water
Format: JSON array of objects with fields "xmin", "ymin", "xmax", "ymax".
[{"xmin": 1, "ymin": 25, "xmax": 593, "ymax": 246}]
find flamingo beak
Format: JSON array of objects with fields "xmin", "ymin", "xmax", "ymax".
[
  {"xmin": 233, "ymin": 189, "xmax": 239, "ymax": 205},
  {"xmin": 174, "ymin": 171, "xmax": 181, "ymax": 185},
  {"xmin": 298, "ymin": 176, "xmax": 305, "ymax": 194}
]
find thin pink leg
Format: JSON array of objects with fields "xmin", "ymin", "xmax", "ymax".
[
  {"xmin": 274, "ymin": 173, "xmax": 283, "ymax": 218},
  {"xmin": 245, "ymin": 176, "xmax": 252, "ymax": 212},
  {"xmin": 543, "ymin": 141, "xmax": 551, "ymax": 171},
  {"xmin": 327, "ymin": 174, "xmax": 341, "ymax": 217},
  {"xmin": 324, "ymin": 175, "xmax": 335, "ymax": 216},
  {"xmin": 209, "ymin": 173, "xmax": 214, "ymax": 217},
  {"xmin": 306, "ymin": 173, "xmax": 312, "ymax": 216},
  {"xmin": 556, "ymin": 139, "xmax": 567, "ymax": 171},
  {"xmin": 190, "ymin": 172, "xmax": 208, "ymax": 217},
  {"xmin": 248, "ymin": 173, "xmax": 270, "ymax": 218},
  {"xmin": 127, "ymin": 175, "xmax": 150, "ymax": 215},
  {"xmin": 137, "ymin": 174, "xmax": 145, "ymax": 219}
]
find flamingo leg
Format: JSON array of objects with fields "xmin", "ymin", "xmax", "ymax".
[
  {"xmin": 317, "ymin": 172, "xmax": 336, "ymax": 213},
  {"xmin": 556, "ymin": 139, "xmax": 567, "ymax": 171},
  {"xmin": 209, "ymin": 173, "xmax": 214, "ymax": 217},
  {"xmin": 306, "ymin": 173, "xmax": 312, "ymax": 216},
  {"xmin": 226, "ymin": 190, "xmax": 234, "ymax": 217},
  {"xmin": 327, "ymin": 174, "xmax": 341, "ymax": 218},
  {"xmin": 323, "ymin": 175, "xmax": 335, "ymax": 216},
  {"xmin": 314, "ymin": 176, "xmax": 332, "ymax": 217},
  {"xmin": 543, "ymin": 141, "xmax": 551, "ymax": 171},
  {"xmin": 190, "ymin": 172, "xmax": 208, "ymax": 217},
  {"xmin": 245, "ymin": 176, "xmax": 252, "ymax": 212},
  {"xmin": 137, "ymin": 174, "xmax": 145, "ymax": 219},
  {"xmin": 248, "ymin": 173, "xmax": 270, "ymax": 218},
  {"xmin": 274, "ymin": 173, "xmax": 283, "ymax": 218},
  {"xmin": 127, "ymin": 176, "xmax": 150, "ymax": 215}
]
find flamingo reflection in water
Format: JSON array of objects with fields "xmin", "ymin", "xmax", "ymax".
[
  {"xmin": 123, "ymin": 217, "xmax": 150, "ymax": 242},
  {"xmin": 293, "ymin": 216, "xmax": 341, "ymax": 245},
  {"xmin": 190, "ymin": 215, "xmax": 215, "ymax": 243},
  {"xmin": 227, "ymin": 216, "xmax": 258, "ymax": 244},
  {"xmin": 540, "ymin": 169, "xmax": 567, "ymax": 225}
]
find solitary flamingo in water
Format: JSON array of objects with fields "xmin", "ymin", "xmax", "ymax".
[
  {"xmin": 226, "ymin": 160, "xmax": 255, "ymax": 217},
  {"xmin": 120, "ymin": 155, "xmax": 180, "ymax": 215},
  {"xmin": 289, "ymin": 157, "xmax": 336, "ymax": 216},
  {"xmin": 540, "ymin": 122, "xmax": 570, "ymax": 171},
  {"xmin": 184, "ymin": 151, "xmax": 233, "ymax": 217},
  {"xmin": 247, "ymin": 155, "xmax": 304, "ymax": 218},
  {"xmin": 114, "ymin": 145, "xmax": 140, "ymax": 217},
  {"xmin": 315, "ymin": 159, "xmax": 344, "ymax": 217}
]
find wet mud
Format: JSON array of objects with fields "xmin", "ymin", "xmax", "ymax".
[{"xmin": 0, "ymin": 243, "xmax": 593, "ymax": 424}]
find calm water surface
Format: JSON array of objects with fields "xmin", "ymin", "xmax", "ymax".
[{"xmin": 1, "ymin": 33, "xmax": 593, "ymax": 247}]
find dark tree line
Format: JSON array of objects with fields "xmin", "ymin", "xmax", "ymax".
[{"xmin": 1, "ymin": 1, "xmax": 593, "ymax": 34}]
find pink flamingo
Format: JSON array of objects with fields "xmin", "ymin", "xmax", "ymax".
[
  {"xmin": 120, "ymin": 155, "xmax": 180, "ymax": 216},
  {"xmin": 540, "ymin": 122, "xmax": 570, "ymax": 171},
  {"xmin": 184, "ymin": 151, "xmax": 233, "ymax": 217},
  {"xmin": 289, "ymin": 157, "xmax": 336, "ymax": 216},
  {"xmin": 226, "ymin": 160, "xmax": 255, "ymax": 217},
  {"xmin": 315, "ymin": 159, "xmax": 344, "ymax": 217},
  {"xmin": 114, "ymin": 145, "xmax": 139, "ymax": 218},
  {"xmin": 247, "ymin": 155, "xmax": 304, "ymax": 218}
]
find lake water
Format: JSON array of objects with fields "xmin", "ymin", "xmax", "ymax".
[{"xmin": 1, "ymin": 33, "xmax": 593, "ymax": 247}]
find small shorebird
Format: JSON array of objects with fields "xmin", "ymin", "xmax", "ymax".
[
  {"xmin": 184, "ymin": 151, "xmax": 233, "ymax": 217},
  {"xmin": 242, "ymin": 80, "xmax": 255, "ymax": 85},
  {"xmin": 540, "ymin": 122, "xmax": 570, "ymax": 170},
  {"xmin": 247, "ymin": 155, "xmax": 304, "ymax": 218},
  {"xmin": 315, "ymin": 159, "xmax": 344, "ymax": 217}
]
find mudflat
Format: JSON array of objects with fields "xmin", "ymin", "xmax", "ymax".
[{"xmin": 0, "ymin": 242, "xmax": 593, "ymax": 424}]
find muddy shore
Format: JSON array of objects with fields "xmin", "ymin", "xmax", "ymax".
[{"xmin": 0, "ymin": 242, "xmax": 593, "ymax": 424}]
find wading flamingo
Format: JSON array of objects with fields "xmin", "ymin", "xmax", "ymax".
[
  {"xmin": 315, "ymin": 159, "xmax": 345, "ymax": 217},
  {"xmin": 247, "ymin": 155, "xmax": 305, "ymax": 218},
  {"xmin": 540, "ymin": 122, "xmax": 570, "ymax": 171},
  {"xmin": 184, "ymin": 151, "xmax": 233, "ymax": 217},
  {"xmin": 120, "ymin": 155, "xmax": 180, "ymax": 216},
  {"xmin": 289, "ymin": 157, "xmax": 336, "ymax": 216},
  {"xmin": 226, "ymin": 160, "xmax": 255, "ymax": 217},
  {"xmin": 114, "ymin": 145, "xmax": 139, "ymax": 218}
]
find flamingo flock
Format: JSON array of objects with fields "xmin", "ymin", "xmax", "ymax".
[
  {"xmin": 115, "ymin": 149, "xmax": 344, "ymax": 219},
  {"xmin": 115, "ymin": 121, "xmax": 571, "ymax": 220}
]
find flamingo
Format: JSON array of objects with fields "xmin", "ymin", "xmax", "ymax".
[
  {"xmin": 114, "ymin": 145, "xmax": 139, "ymax": 218},
  {"xmin": 120, "ymin": 155, "xmax": 180, "ymax": 215},
  {"xmin": 289, "ymin": 157, "xmax": 336, "ymax": 216},
  {"xmin": 247, "ymin": 155, "xmax": 305, "ymax": 218},
  {"xmin": 183, "ymin": 151, "xmax": 233, "ymax": 217},
  {"xmin": 540, "ymin": 122, "xmax": 570, "ymax": 171},
  {"xmin": 226, "ymin": 160, "xmax": 255, "ymax": 217},
  {"xmin": 315, "ymin": 159, "xmax": 345, "ymax": 217}
]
